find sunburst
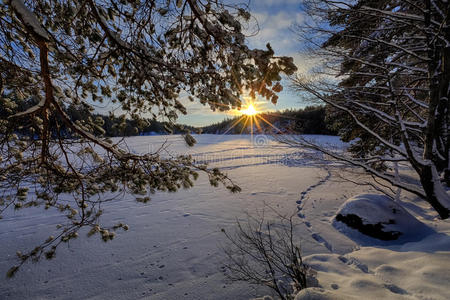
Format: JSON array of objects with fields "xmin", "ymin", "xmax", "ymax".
[
  {"xmin": 221, "ymin": 95, "xmax": 283, "ymax": 143},
  {"xmin": 241, "ymin": 103, "xmax": 258, "ymax": 116}
]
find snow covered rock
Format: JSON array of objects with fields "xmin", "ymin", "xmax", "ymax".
[{"xmin": 333, "ymin": 194, "xmax": 433, "ymax": 244}]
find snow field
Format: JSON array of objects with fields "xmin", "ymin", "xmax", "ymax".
[{"xmin": 0, "ymin": 135, "xmax": 448, "ymax": 300}]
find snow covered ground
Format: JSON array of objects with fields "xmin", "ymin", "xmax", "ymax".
[{"xmin": 0, "ymin": 134, "xmax": 449, "ymax": 299}]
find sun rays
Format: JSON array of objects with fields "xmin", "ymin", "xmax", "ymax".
[{"xmin": 221, "ymin": 95, "xmax": 283, "ymax": 142}]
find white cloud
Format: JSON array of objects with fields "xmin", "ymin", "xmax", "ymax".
[
  {"xmin": 246, "ymin": 10, "xmax": 305, "ymax": 55},
  {"xmin": 252, "ymin": 0, "xmax": 302, "ymax": 7}
]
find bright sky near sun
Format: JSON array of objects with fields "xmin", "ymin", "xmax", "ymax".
[
  {"xmin": 177, "ymin": 0, "xmax": 311, "ymax": 127},
  {"xmin": 241, "ymin": 103, "xmax": 257, "ymax": 116}
]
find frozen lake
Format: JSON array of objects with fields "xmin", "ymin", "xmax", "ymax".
[{"xmin": 1, "ymin": 135, "xmax": 449, "ymax": 300}]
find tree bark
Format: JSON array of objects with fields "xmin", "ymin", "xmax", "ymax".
[
  {"xmin": 419, "ymin": 165, "xmax": 450, "ymax": 219},
  {"xmin": 37, "ymin": 39, "xmax": 52, "ymax": 165},
  {"xmin": 441, "ymin": 11, "xmax": 450, "ymax": 186}
]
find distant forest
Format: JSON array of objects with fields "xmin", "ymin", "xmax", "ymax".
[
  {"xmin": 66, "ymin": 104, "xmax": 337, "ymax": 136},
  {"xmin": 200, "ymin": 106, "xmax": 337, "ymax": 135},
  {"xmin": 66, "ymin": 104, "xmax": 196, "ymax": 136},
  {"xmin": 2, "ymin": 97, "xmax": 334, "ymax": 137},
  {"xmin": 1, "ymin": 97, "xmax": 193, "ymax": 137}
]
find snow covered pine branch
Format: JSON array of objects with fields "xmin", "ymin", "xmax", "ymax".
[
  {"xmin": 0, "ymin": 0, "xmax": 297, "ymax": 276},
  {"xmin": 289, "ymin": 0, "xmax": 450, "ymax": 219}
]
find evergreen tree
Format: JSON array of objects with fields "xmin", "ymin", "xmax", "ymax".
[
  {"xmin": 0, "ymin": 0, "xmax": 296, "ymax": 275},
  {"xmin": 291, "ymin": 0, "xmax": 450, "ymax": 218}
]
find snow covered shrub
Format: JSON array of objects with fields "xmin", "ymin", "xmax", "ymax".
[{"xmin": 222, "ymin": 213, "xmax": 311, "ymax": 300}]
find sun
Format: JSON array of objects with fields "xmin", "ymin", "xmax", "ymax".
[
  {"xmin": 222, "ymin": 95, "xmax": 282, "ymax": 137},
  {"xmin": 241, "ymin": 103, "xmax": 258, "ymax": 116}
]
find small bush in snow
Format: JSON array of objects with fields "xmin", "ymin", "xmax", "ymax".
[{"xmin": 222, "ymin": 213, "xmax": 310, "ymax": 300}]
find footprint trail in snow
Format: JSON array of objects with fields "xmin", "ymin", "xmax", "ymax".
[{"xmin": 296, "ymin": 170, "xmax": 334, "ymax": 253}]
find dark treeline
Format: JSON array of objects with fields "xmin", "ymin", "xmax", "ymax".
[
  {"xmin": 67, "ymin": 104, "xmax": 178, "ymax": 136},
  {"xmin": 2, "ymin": 96, "xmax": 334, "ymax": 137},
  {"xmin": 201, "ymin": 106, "xmax": 336, "ymax": 135},
  {"xmin": 67, "ymin": 104, "xmax": 197, "ymax": 136},
  {"xmin": 1, "ymin": 96, "xmax": 194, "ymax": 137}
]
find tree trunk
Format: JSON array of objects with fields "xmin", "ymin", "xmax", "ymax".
[
  {"xmin": 419, "ymin": 165, "xmax": 450, "ymax": 219},
  {"xmin": 442, "ymin": 14, "xmax": 450, "ymax": 186}
]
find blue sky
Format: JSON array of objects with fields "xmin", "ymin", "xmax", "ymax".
[{"xmin": 177, "ymin": 0, "xmax": 313, "ymax": 126}]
